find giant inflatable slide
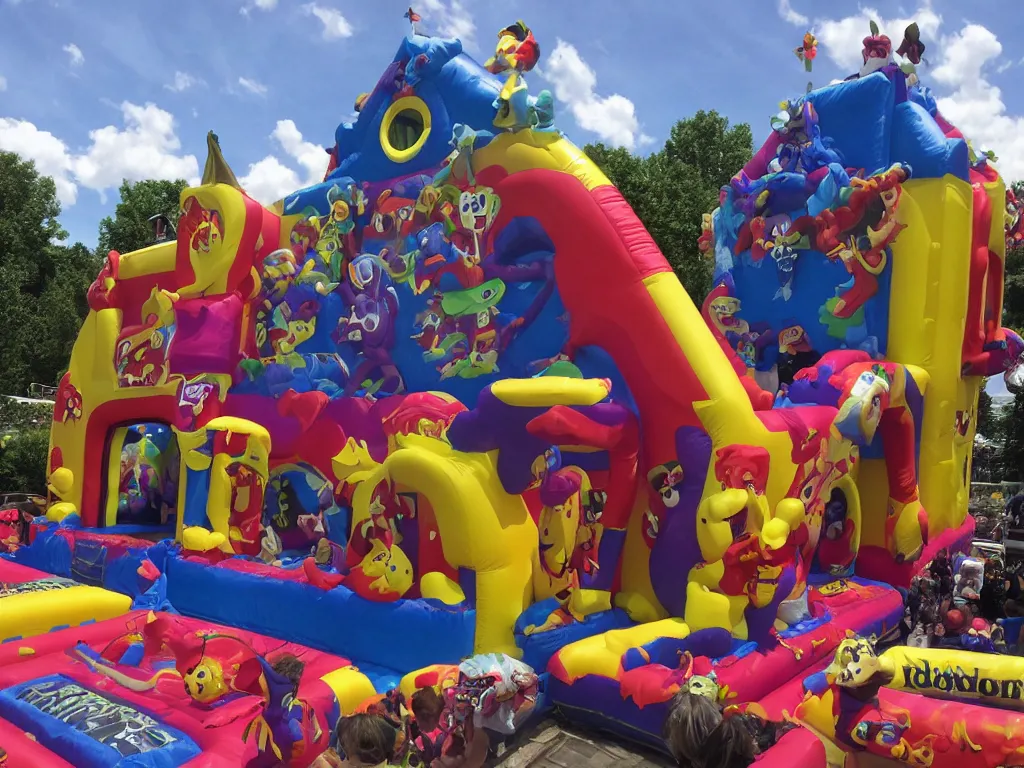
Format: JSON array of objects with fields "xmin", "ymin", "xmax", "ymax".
[{"xmin": 4, "ymin": 15, "xmax": 1024, "ymax": 768}]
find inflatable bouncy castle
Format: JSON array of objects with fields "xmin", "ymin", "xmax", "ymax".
[{"xmin": 6, "ymin": 14, "xmax": 1022, "ymax": 768}]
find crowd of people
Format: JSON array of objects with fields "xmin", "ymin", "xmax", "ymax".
[
  {"xmin": 899, "ymin": 545, "xmax": 1024, "ymax": 652},
  {"xmin": 298, "ymin": 651, "xmax": 787, "ymax": 768},
  {"xmin": 310, "ymin": 654, "xmax": 536, "ymax": 768}
]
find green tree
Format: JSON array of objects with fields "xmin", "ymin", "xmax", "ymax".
[
  {"xmin": 1002, "ymin": 392, "xmax": 1024, "ymax": 482},
  {"xmin": 0, "ymin": 151, "xmax": 98, "ymax": 396},
  {"xmin": 1005, "ymin": 180, "xmax": 1024, "ymax": 329},
  {"xmin": 97, "ymin": 178, "xmax": 188, "ymax": 256},
  {"xmin": 0, "ymin": 428, "xmax": 50, "ymax": 493},
  {"xmin": 584, "ymin": 110, "xmax": 754, "ymax": 302},
  {"xmin": 996, "ymin": 180, "xmax": 1024, "ymax": 480},
  {"xmin": 0, "ymin": 398, "xmax": 51, "ymax": 493},
  {"xmin": 977, "ymin": 387, "xmax": 999, "ymax": 440}
]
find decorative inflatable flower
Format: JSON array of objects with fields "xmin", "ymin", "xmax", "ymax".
[
  {"xmin": 895, "ymin": 22, "xmax": 925, "ymax": 65},
  {"xmin": 794, "ymin": 32, "xmax": 817, "ymax": 72},
  {"xmin": 860, "ymin": 20, "xmax": 892, "ymax": 76}
]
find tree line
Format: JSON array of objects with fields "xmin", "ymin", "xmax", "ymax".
[{"xmin": 0, "ymin": 149, "xmax": 189, "ymax": 491}]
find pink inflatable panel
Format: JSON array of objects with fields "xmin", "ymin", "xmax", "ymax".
[{"xmin": 0, "ymin": 611, "xmax": 352, "ymax": 767}]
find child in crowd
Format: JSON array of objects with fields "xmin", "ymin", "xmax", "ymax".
[
  {"xmin": 664, "ymin": 692, "xmax": 722, "ymax": 767},
  {"xmin": 408, "ymin": 687, "xmax": 446, "ymax": 764},
  {"xmin": 312, "ymin": 712, "xmax": 404, "ymax": 768},
  {"xmin": 663, "ymin": 691, "xmax": 796, "ymax": 768}
]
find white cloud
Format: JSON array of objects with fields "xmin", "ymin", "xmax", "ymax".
[
  {"xmin": 0, "ymin": 118, "xmax": 77, "ymax": 204},
  {"xmin": 931, "ymin": 24, "xmax": 1024, "ymax": 181},
  {"xmin": 73, "ymin": 102, "xmax": 200, "ymax": 202},
  {"xmin": 778, "ymin": 0, "xmax": 808, "ymax": 26},
  {"xmin": 62, "ymin": 43, "xmax": 84, "ymax": 67},
  {"xmin": 419, "ymin": 0, "xmax": 475, "ymax": 48},
  {"xmin": 303, "ymin": 3, "xmax": 353, "ymax": 40},
  {"xmin": 784, "ymin": 5, "xmax": 1024, "ymax": 181},
  {"xmin": 240, "ymin": 119, "xmax": 328, "ymax": 205},
  {"xmin": 237, "ymin": 76, "xmax": 268, "ymax": 96},
  {"xmin": 639, "ymin": 133, "xmax": 656, "ymax": 148},
  {"xmin": 165, "ymin": 71, "xmax": 199, "ymax": 92},
  {"xmin": 0, "ymin": 75, "xmax": 6, "ymax": 92},
  {"xmin": 0, "ymin": 102, "xmax": 199, "ymax": 207},
  {"xmin": 542, "ymin": 39, "xmax": 642, "ymax": 150},
  {"xmin": 240, "ymin": 0, "xmax": 277, "ymax": 14}
]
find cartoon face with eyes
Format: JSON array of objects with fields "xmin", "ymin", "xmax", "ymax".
[
  {"xmin": 648, "ymin": 462, "xmax": 684, "ymax": 509},
  {"xmin": 642, "ymin": 462, "xmax": 684, "ymax": 547},
  {"xmin": 685, "ymin": 673, "xmax": 720, "ymax": 702},
  {"xmin": 458, "ymin": 187, "xmax": 500, "ymax": 235},
  {"xmin": 834, "ymin": 371, "xmax": 889, "ymax": 445},
  {"xmin": 183, "ymin": 658, "xmax": 229, "ymax": 703},
  {"xmin": 828, "ymin": 636, "xmax": 890, "ymax": 689}
]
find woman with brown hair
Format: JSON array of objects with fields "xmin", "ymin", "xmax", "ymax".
[{"xmin": 663, "ymin": 692, "xmax": 796, "ymax": 768}]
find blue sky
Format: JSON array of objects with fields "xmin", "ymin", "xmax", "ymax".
[{"xmin": 1, "ymin": 0, "xmax": 1022, "ymax": 395}]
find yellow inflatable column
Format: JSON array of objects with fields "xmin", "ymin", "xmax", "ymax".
[
  {"xmin": 382, "ymin": 440, "xmax": 537, "ymax": 657},
  {"xmin": 885, "ymin": 176, "xmax": 973, "ymax": 534}
]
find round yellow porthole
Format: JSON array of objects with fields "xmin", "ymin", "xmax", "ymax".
[{"xmin": 380, "ymin": 96, "xmax": 432, "ymax": 163}]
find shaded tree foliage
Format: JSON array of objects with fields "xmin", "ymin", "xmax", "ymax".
[
  {"xmin": 0, "ymin": 151, "xmax": 99, "ymax": 396},
  {"xmin": 1003, "ymin": 180, "xmax": 1024, "ymax": 330},
  {"xmin": 585, "ymin": 111, "xmax": 753, "ymax": 302},
  {"xmin": 1000, "ymin": 392, "xmax": 1024, "ymax": 483},
  {"xmin": 97, "ymin": 178, "xmax": 188, "ymax": 256},
  {"xmin": 977, "ymin": 388, "xmax": 997, "ymax": 440},
  {"xmin": 0, "ymin": 399, "xmax": 51, "ymax": 493},
  {"xmin": 996, "ymin": 180, "xmax": 1024, "ymax": 480}
]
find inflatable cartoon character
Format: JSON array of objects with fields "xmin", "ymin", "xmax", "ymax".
[
  {"xmin": 687, "ymin": 445, "xmax": 804, "ymax": 642},
  {"xmin": 147, "ymin": 615, "xmax": 329, "ymax": 766},
  {"xmin": 268, "ymin": 299, "xmax": 318, "ymax": 367},
  {"xmin": 453, "ymin": 186, "xmax": 500, "ymax": 267},
  {"xmin": 363, "ymin": 189, "xmax": 416, "ymax": 251},
  {"xmin": 816, "ymin": 165, "xmax": 909, "ymax": 320},
  {"xmin": 795, "ymin": 634, "xmax": 964, "ymax": 768},
  {"xmin": 303, "ymin": 477, "xmax": 414, "ymax": 601},
  {"xmin": 337, "ymin": 254, "xmax": 404, "ymax": 397},
  {"xmin": 53, "ymin": 373, "xmax": 83, "ymax": 424},
  {"xmin": 485, "ymin": 21, "xmax": 540, "ymax": 76},
  {"xmin": 87, "ymin": 250, "xmax": 121, "ymax": 311},
  {"xmin": 437, "ymin": 279, "xmax": 507, "ymax": 379},
  {"xmin": 115, "ymin": 288, "xmax": 178, "ymax": 387},
  {"xmin": 523, "ymin": 448, "xmax": 594, "ymax": 635}
]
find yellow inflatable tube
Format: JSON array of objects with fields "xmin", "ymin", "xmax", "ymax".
[
  {"xmin": 0, "ymin": 585, "xmax": 132, "ymax": 643},
  {"xmin": 553, "ymin": 618, "xmax": 691, "ymax": 684},
  {"xmin": 882, "ymin": 645, "xmax": 1024, "ymax": 709},
  {"xmin": 366, "ymin": 436, "xmax": 537, "ymax": 657},
  {"xmin": 397, "ymin": 664, "xmax": 460, "ymax": 701},
  {"xmin": 319, "ymin": 666, "xmax": 378, "ymax": 715}
]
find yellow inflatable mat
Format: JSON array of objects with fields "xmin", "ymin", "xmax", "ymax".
[{"xmin": 0, "ymin": 560, "xmax": 131, "ymax": 642}]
